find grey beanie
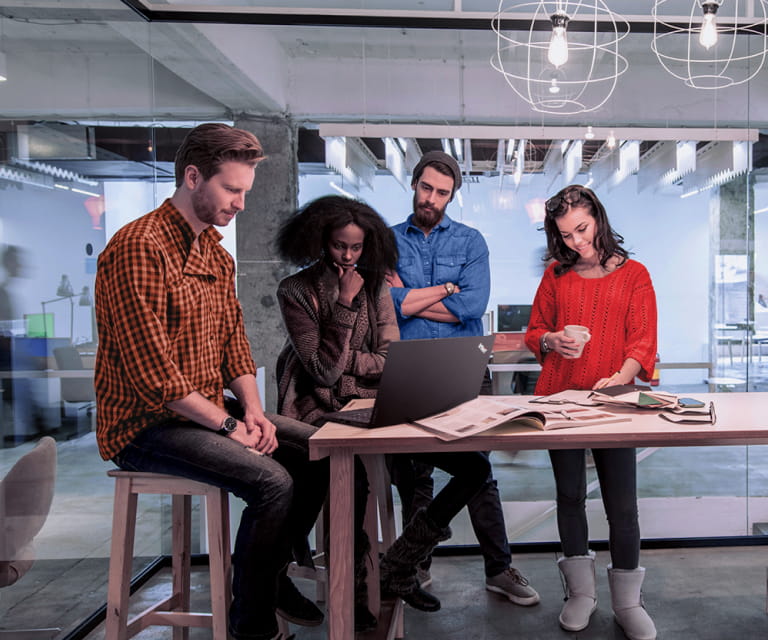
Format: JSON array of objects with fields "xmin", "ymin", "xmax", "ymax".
[{"xmin": 411, "ymin": 150, "xmax": 462, "ymax": 195}]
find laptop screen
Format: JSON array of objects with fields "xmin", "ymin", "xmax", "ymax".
[{"xmin": 370, "ymin": 334, "xmax": 495, "ymax": 427}]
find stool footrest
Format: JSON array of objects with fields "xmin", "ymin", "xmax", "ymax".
[{"xmin": 128, "ymin": 610, "xmax": 213, "ymax": 636}]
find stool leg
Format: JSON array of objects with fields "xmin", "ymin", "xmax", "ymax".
[
  {"xmin": 206, "ymin": 488, "xmax": 230, "ymax": 640},
  {"xmin": 171, "ymin": 494, "xmax": 192, "ymax": 640},
  {"xmin": 106, "ymin": 478, "xmax": 138, "ymax": 640}
]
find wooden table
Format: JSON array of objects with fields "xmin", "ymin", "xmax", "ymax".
[{"xmin": 309, "ymin": 392, "xmax": 768, "ymax": 640}]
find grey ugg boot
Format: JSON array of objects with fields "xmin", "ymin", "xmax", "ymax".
[
  {"xmin": 607, "ymin": 566, "xmax": 657, "ymax": 640},
  {"xmin": 557, "ymin": 551, "xmax": 598, "ymax": 632},
  {"xmin": 380, "ymin": 508, "xmax": 451, "ymax": 612}
]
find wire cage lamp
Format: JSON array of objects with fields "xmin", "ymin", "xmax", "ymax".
[
  {"xmin": 491, "ymin": 1, "xmax": 630, "ymax": 115},
  {"xmin": 651, "ymin": 0, "xmax": 768, "ymax": 89}
]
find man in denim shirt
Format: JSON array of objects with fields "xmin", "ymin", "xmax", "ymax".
[{"xmin": 386, "ymin": 150, "xmax": 541, "ymax": 608}]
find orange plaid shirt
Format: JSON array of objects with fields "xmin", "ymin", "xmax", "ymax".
[{"xmin": 94, "ymin": 199, "xmax": 257, "ymax": 460}]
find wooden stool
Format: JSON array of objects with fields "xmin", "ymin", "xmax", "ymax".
[{"xmin": 105, "ymin": 470, "xmax": 233, "ymax": 640}]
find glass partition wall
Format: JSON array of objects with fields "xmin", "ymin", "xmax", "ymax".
[{"xmin": 1, "ymin": 1, "xmax": 767, "ymax": 634}]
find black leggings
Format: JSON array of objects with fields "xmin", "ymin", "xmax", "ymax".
[{"xmin": 549, "ymin": 447, "xmax": 640, "ymax": 570}]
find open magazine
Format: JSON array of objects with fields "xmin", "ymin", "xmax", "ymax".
[{"xmin": 412, "ymin": 396, "xmax": 631, "ymax": 441}]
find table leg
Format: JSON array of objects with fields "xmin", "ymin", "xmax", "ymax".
[{"xmin": 327, "ymin": 449, "xmax": 355, "ymax": 640}]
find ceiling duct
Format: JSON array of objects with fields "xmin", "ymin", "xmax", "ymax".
[
  {"xmin": 682, "ymin": 140, "xmax": 751, "ymax": 195},
  {"xmin": 563, "ymin": 140, "xmax": 583, "ymax": 186}
]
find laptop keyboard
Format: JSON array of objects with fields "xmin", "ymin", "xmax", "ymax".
[{"xmin": 324, "ymin": 407, "xmax": 373, "ymax": 426}]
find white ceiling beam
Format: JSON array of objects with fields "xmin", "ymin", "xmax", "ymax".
[
  {"xmin": 318, "ymin": 123, "xmax": 759, "ymax": 142},
  {"xmin": 121, "ymin": 3, "xmax": 739, "ymax": 27},
  {"xmin": 107, "ymin": 21, "xmax": 287, "ymax": 113}
]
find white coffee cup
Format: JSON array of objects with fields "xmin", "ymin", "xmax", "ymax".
[{"xmin": 563, "ymin": 324, "xmax": 591, "ymax": 358}]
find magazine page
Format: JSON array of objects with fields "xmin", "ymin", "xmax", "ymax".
[
  {"xmin": 529, "ymin": 389, "xmax": 599, "ymax": 406},
  {"xmin": 536, "ymin": 406, "xmax": 633, "ymax": 430},
  {"xmin": 413, "ymin": 397, "xmax": 545, "ymax": 441}
]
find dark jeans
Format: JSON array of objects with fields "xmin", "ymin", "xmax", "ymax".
[
  {"xmin": 388, "ymin": 451, "xmax": 511, "ymax": 576},
  {"xmin": 407, "ymin": 451, "xmax": 490, "ymax": 529},
  {"xmin": 112, "ymin": 414, "xmax": 329, "ymax": 639},
  {"xmin": 549, "ymin": 447, "xmax": 640, "ymax": 570}
]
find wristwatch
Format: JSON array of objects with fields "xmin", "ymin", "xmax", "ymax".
[
  {"xmin": 444, "ymin": 282, "xmax": 456, "ymax": 296},
  {"xmin": 541, "ymin": 333, "xmax": 552, "ymax": 354},
  {"xmin": 218, "ymin": 416, "xmax": 238, "ymax": 436}
]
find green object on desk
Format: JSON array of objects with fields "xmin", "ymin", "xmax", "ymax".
[{"xmin": 638, "ymin": 392, "xmax": 665, "ymax": 406}]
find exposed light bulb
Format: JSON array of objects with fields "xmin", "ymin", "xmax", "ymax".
[
  {"xmin": 607, "ymin": 130, "xmax": 617, "ymax": 149},
  {"xmin": 699, "ymin": 2, "xmax": 720, "ymax": 49},
  {"xmin": 548, "ymin": 78, "xmax": 561, "ymax": 94},
  {"xmin": 584, "ymin": 126, "xmax": 595, "ymax": 140},
  {"xmin": 547, "ymin": 12, "xmax": 569, "ymax": 68}
]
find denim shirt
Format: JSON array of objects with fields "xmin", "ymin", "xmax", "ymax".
[{"xmin": 390, "ymin": 213, "xmax": 490, "ymax": 340}]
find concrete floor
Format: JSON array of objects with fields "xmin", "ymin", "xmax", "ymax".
[
  {"xmin": 79, "ymin": 547, "xmax": 768, "ymax": 639},
  {"xmin": 4, "ymin": 367, "xmax": 768, "ymax": 638}
]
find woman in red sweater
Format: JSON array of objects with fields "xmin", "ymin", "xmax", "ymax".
[{"xmin": 525, "ymin": 185, "xmax": 657, "ymax": 640}]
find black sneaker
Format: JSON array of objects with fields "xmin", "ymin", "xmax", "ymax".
[
  {"xmin": 228, "ymin": 620, "xmax": 295, "ymax": 640},
  {"xmin": 276, "ymin": 574, "xmax": 324, "ymax": 627},
  {"xmin": 354, "ymin": 603, "xmax": 378, "ymax": 633}
]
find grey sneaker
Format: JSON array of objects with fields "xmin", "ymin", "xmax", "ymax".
[
  {"xmin": 486, "ymin": 567, "xmax": 540, "ymax": 606},
  {"xmin": 417, "ymin": 566, "xmax": 433, "ymax": 588}
]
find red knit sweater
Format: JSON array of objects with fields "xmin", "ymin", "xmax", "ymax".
[{"xmin": 524, "ymin": 259, "xmax": 657, "ymax": 394}]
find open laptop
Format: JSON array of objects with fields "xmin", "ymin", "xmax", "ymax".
[{"xmin": 322, "ymin": 334, "xmax": 495, "ymax": 428}]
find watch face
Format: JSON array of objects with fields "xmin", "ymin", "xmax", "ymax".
[{"xmin": 221, "ymin": 417, "xmax": 237, "ymax": 433}]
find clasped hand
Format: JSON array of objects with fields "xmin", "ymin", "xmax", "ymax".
[{"xmin": 229, "ymin": 412, "xmax": 278, "ymax": 455}]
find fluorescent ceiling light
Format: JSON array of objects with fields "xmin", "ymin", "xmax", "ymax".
[{"xmin": 329, "ymin": 181, "xmax": 355, "ymax": 199}]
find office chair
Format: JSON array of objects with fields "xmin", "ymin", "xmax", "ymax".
[
  {"xmin": 52, "ymin": 346, "xmax": 96, "ymax": 420},
  {"xmin": 0, "ymin": 436, "xmax": 60, "ymax": 638}
]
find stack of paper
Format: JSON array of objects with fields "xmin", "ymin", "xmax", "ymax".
[{"xmin": 589, "ymin": 385, "xmax": 677, "ymax": 408}]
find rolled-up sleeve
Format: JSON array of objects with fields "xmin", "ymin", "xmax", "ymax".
[
  {"xmin": 388, "ymin": 285, "xmax": 409, "ymax": 318},
  {"xmin": 441, "ymin": 229, "xmax": 490, "ymax": 324}
]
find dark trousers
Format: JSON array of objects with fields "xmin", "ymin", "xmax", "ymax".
[
  {"xmin": 406, "ymin": 450, "xmax": 491, "ymax": 530},
  {"xmin": 112, "ymin": 414, "xmax": 328, "ymax": 638},
  {"xmin": 388, "ymin": 451, "xmax": 512, "ymax": 576},
  {"xmin": 549, "ymin": 447, "xmax": 640, "ymax": 569}
]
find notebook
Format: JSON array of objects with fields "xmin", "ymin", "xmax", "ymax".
[{"xmin": 322, "ymin": 334, "xmax": 495, "ymax": 428}]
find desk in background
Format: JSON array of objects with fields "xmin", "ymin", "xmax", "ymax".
[
  {"xmin": 309, "ymin": 392, "xmax": 768, "ymax": 640},
  {"xmin": 488, "ymin": 332, "xmax": 539, "ymax": 394}
]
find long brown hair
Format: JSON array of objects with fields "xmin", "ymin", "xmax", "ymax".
[{"xmin": 543, "ymin": 184, "xmax": 629, "ymax": 275}]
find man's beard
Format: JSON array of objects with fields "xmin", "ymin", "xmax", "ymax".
[
  {"xmin": 412, "ymin": 193, "xmax": 445, "ymax": 230},
  {"xmin": 190, "ymin": 187, "xmax": 217, "ymax": 226}
]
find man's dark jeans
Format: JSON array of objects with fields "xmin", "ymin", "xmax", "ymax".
[{"xmin": 112, "ymin": 414, "xmax": 328, "ymax": 640}]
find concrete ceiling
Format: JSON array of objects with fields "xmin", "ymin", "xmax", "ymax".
[
  {"xmin": 1, "ymin": 0, "xmax": 767, "ymax": 181},
  {"xmin": 0, "ymin": 0, "xmax": 766, "ymax": 127}
]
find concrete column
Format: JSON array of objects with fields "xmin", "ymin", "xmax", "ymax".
[
  {"xmin": 709, "ymin": 175, "xmax": 754, "ymax": 374},
  {"xmin": 234, "ymin": 115, "xmax": 297, "ymax": 411}
]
